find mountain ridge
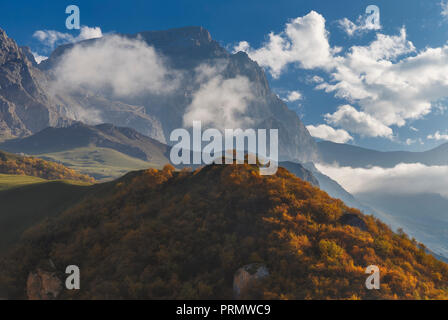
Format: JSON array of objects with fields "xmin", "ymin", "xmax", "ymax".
[
  {"xmin": 317, "ymin": 140, "xmax": 448, "ymax": 167},
  {"xmin": 0, "ymin": 121, "xmax": 170, "ymax": 163}
]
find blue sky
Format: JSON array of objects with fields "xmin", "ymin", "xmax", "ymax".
[{"xmin": 2, "ymin": 0, "xmax": 448, "ymax": 151}]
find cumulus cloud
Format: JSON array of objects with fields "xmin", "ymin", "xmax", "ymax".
[
  {"xmin": 183, "ymin": 63, "xmax": 255, "ymax": 129},
  {"xmin": 236, "ymin": 12, "xmax": 448, "ymax": 140},
  {"xmin": 427, "ymin": 131, "xmax": 448, "ymax": 141},
  {"xmin": 33, "ymin": 26, "xmax": 102, "ymax": 49},
  {"xmin": 233, "ymin": 11, "xmax": 334, "ymax": 78},
  {"xmin": 306, "ymin": 124, "xmax": 353, "ymax": 143},
  {"xmin": 51, "ymin": 35, "xmax": 181, "ymax": 98},
  {"xmin": 316, "ymin": 162, "xmax": 448, "ymax": 198},
  {"xmin": 324, "ymin": 105, "xmax": 393, "ymax": 138},
  {"xmin": 285, "ymin": 90, "xmax": 302, "ymax": 102}
]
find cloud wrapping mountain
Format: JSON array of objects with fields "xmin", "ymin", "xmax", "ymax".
[
  {"xmin": 183, "ymin": 64, "xmax": 255, "ymax": 130},
  {"xmin": 33, "ymin": 26, "xmax": 317, "ymax": 162},
  {"xmin": 33, "ymin": 26, "xmax": 102, "ymax": 49},
  {"xmin": 51, "ymin": 35, "xmax": 181, "ymax": 98}
]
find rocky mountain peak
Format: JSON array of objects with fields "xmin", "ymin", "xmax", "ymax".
[{"xmin": 0, "ymin": 28, "xmax": 22, "ymax": 65}]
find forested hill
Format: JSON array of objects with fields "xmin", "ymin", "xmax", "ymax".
[
  {"xmin": 0, "ymin": 150, "xmax": 94, "ymax": 183},
  {"xmin": 1, "ymin": 163, "xmax": 447, "ymax": 299}
]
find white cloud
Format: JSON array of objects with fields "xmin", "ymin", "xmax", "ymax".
[
  {"xmin": 51, "ymin": 35, "xmax": 181, "ymax": 98},
  {"xmin": 233, "ymin": 11, "xmax": 334, "ymax": 78},
  {"xmin": 316, "ymin": 162, "xmax": 448, "ymax": 198},
  {"xmin": 427, "ymin": 131, "xmax": 448, "ymax": 141},
  {"xmin": 236, "ymin": 12, "xmax": 448, "ymax": 140},
  {"xmin": 324, "ymin": 105, "xmax": 393, "ymax": 138},
  {"xmin": 308, "ymin": 75, "xmax": 324, "ymax": 83},
  {"xmin": 405, "ymin": 138, "xmax": 415, "ymax": 145},
  {"xmin": 33, "ymin": 26, "xmax": 102, "ymax": 49},
  {"xmin": 31, "ymin": 51, "xmax": 48, "ymax": 64},
  {"xmin": 285, "ymin": 90, "xmax": 302, "ymax": 102},
  {"xmin": 410, "ymin": 126, "xmax": 419, "ymax": 132},
  {"xmin": 183, "ymin": 64, "xmax": 255, "ymax": 129},
  {"xmin": 316, "ymin": 27, "xmax": 448, "ymax": 129},
  {"xmin": 306, "ymin": 124, "xmax": 353, "ymax": 143}
]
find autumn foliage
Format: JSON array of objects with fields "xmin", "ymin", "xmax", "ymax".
[
  {"xmin": 0, "ymin": 150, "xmax": 94, "ymax": 183},
  {"xmin": 0, "ymin": 163, "xmax": 447, "ymax": 299}
]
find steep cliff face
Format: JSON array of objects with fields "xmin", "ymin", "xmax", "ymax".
[
  {"xmin": 40, "ymin": 27, "xmax": 318, "ymax": 162},
  {"xmin": 0, "ymin": 29, "xmax": 71, "ymax": 139}
]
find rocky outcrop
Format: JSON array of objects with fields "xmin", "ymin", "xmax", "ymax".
[
  {"xmin": 0, "ymin": 28, "xmax": 71, "ymax": 139},
  {"xmin": 233, "ymin": 263, "xmax": 269, "ymax": 299},
  {"xmin": 26, "ymin": 260, "xmax": 62, "ymax": 300}
]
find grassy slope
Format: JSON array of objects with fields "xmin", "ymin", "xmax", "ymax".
[
  {"xmin": 0, "ymin": 174, "xmax": 47, "ymax": 191},
  {"xmin": 39, "ymin": 147, "xmax": 164, "ymax": 181},
  {"xmin": 0, "ymin": 175, "xmax": 94, "ymax": 254}
]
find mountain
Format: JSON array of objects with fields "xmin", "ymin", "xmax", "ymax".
[
  {"xmin": 38, "ymin": 26, "xmax": 317, "ymax": 163},
  {"xmin": 1, "ymin": 163, "xmax": 447, "ymax": 299},
  {"xmin": 0, "ymin": 122, "xmax": 170, "ymax": 163},
  {"xmin": 317, "ymin": 140, "xmax": 448, "ymax": 167},
  {"xmin": 0, "ymin": 28, "xmax": 71, "ymax": 140}
]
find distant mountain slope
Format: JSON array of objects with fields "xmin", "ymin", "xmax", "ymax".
[
  {"xmin": 40, "ymin": 147, "xmax": 162, "ymax": 181},
  {"xmin": 317, "ymin": 140, "xmax": 448, "ymax": 167},
  {"xmin": 0, "ymin": 122, "xmax": 171, "ymax": 164},
  {"xmin": 0, "ymin": 28, "xmax": 71, "ymax": 139},
  {"xmin": 0, "ymin": 149, "xmax": 94, "ymax": 182},
  {"xmin": 1, "ymin": 163, "xmax": 448, "ymax": 300}
]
